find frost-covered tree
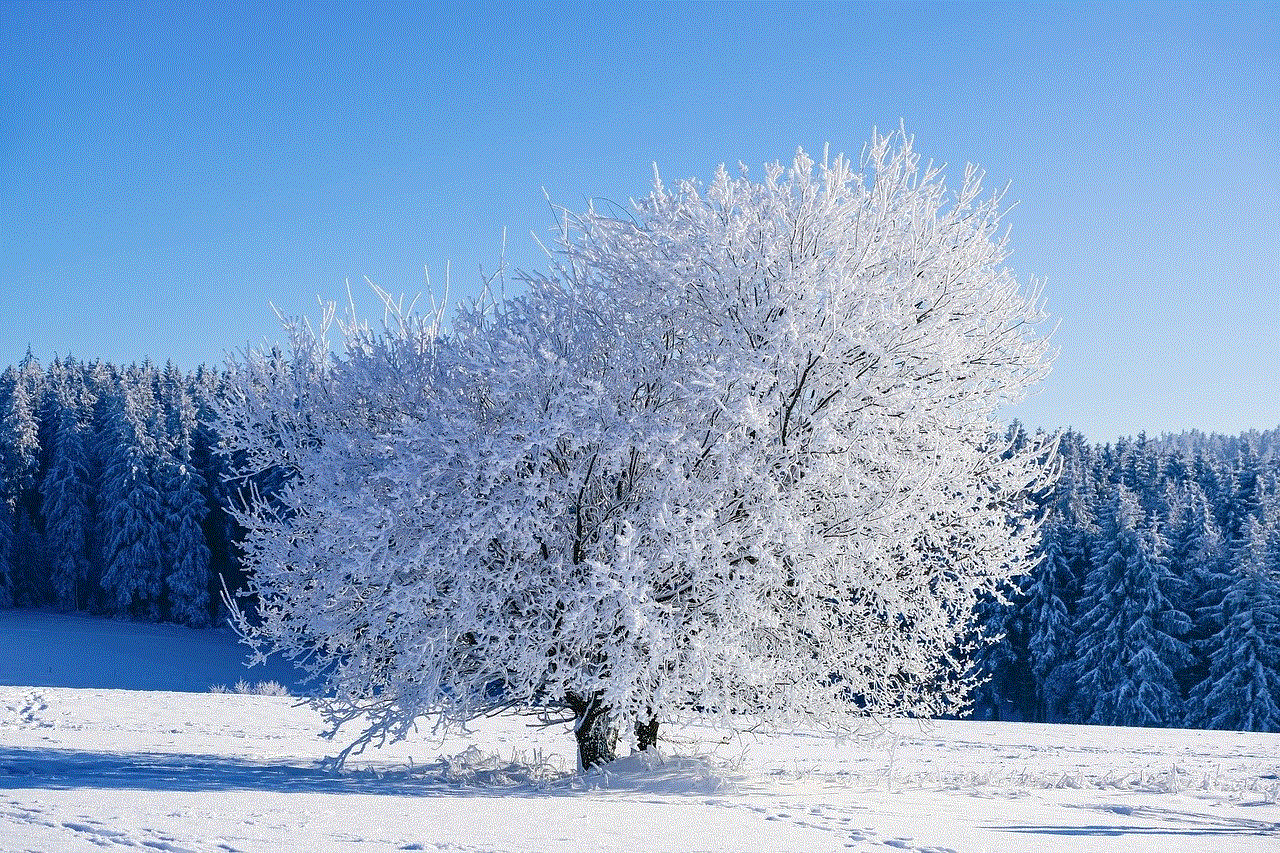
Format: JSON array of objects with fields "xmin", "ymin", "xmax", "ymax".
[
  {"xmin": 98, "ymin": 369, "xmax": 166, "ymax": 619},
  {"xmin": 150, "ymin": 371, "xmax": 213, "ymax": 625},
  {"xmin": 1026, "ymin": 479, "xmax": 1091, "ymax": 722},
  {"xmin": 41, "ymin": 370, "xmax": 96, "ymax": 610},
  {"xmin": 967, "ymin": 573, "xmax": 1032, "ymax": 721},
  {"xmin": 1169, "ymin": 480, "xmax": 1229, "ymax": 700},
  {"xmin": 0, "ymin": 364, "xmax": 42, "ymax": 605},
  {"xmin": 159, "ymin": 459, "xmax": 212, "ymax": 626},
  {"xmin": 1073, "ymin": 484, "xmax": 1192, "ymax": 727},
  {"xmin": 1186, "ymin": 517, "xmax": 1280, "ymax": 731},
  {"xmin": 221, "ymin": 132, "xmax": 1055, "ymax": 769}
]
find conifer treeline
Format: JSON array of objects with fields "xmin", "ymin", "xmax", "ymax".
[
  {"xmin": 971, "ymin": 425, "xmax": 1280, "ymax": 732},
  {"xmin": 0, "ymin": 353, "xmax": 241, "ymax": 626},
  {"xmin": 2, "ymin": 355, "xmax": 1278, "ymax": 730}
]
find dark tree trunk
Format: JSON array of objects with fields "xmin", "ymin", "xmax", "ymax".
[
  {"xmin": 566, "ymin": 691, "xmax": 617, "ymax": 771},
  {"xmin": 635, "ymin": 716, "xmax": 659, "ymax": 751}
]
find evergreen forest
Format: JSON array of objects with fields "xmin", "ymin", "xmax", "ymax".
[{"xmin": 2, "ymin": 353, "xmax": 1278, "ymax": 732}]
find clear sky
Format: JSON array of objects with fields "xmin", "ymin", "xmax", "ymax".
[{"xmin": 2, "ymin": 1, "xmax": 1276, "ymax": 444}]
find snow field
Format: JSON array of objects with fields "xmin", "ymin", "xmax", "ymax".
[
  {"xmin": 3, "ymin": 684, "xmax": 1278, "ymax": 852},
  {"xmin": 0, "ymin": 609, "xmax": 305, "ymax": 694}
]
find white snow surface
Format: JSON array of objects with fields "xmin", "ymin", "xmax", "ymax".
[
  {"xmin": 2, "ymin": 612, "xmax": 1279, "ymax": 852},
  {"xmin": 0, "ymin": 609, "xmax": 305, "ymax": 693}
]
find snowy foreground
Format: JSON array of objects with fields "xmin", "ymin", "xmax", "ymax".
[{"xmin": 2, "ymin": 614, "xmax": 1279, "ymax": 852}]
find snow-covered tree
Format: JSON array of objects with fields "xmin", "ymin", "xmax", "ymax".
[
  {"xmin": 1073, "ymin": 484, "xmax": 1192, "ymax": 727},
  {"xmin": 1222, "ymin": 444, "xmax": 1264, "ymax": 547},
  {"xmin": 159, "ymin": 459, "xmax": 212, "ymax": 626},
  {"xmin": 1186, "ymin": 517, "xmax": 1280, "ymax": 731},
  {"xmin": 189, "ymin": 365, "xmax": 242, "ymax": 607},
  {"xmin": 1026, "ymin": 479, "xmax": 1092, "ymax": 722},
  {"xmin": 98, "ymin": 369, "xmax": 166, "ymax": 619},
  {"xmin": 149, "ymin": 369, "xmax": 214, "ymax": 625},
  {"xmin": 41, "ymin": 367, "xmax": 96, "ymax": 610},
  {"xmin": 0, "ymin": 364, "xmax": 42, "ymax": 605},
  {"xmin": 967, "ymin": 573, "xmax": 1033, "ymax": 721},
  {"xmin": 221, "ymin": 132, "xmax": 1055, "ymax": 769},
  {"xmin": 1168, "ymin": 480, "xmax": 1229, "ymax": 701},
  {"xmin": 158, "ymin": 362, "xmax": 198, "ymax": 460}
]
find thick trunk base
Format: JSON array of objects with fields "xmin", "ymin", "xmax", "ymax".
[
  {"xmin": 566, "ymin": 691, "xmax": 618, "ymax": 771},
  {"xmin": 635, "ymin": 717, "xmax": 659, "ymax": 751}
]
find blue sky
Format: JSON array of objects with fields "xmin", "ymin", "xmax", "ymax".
[{"xmin": 2, "ymin": 1, "xmax": 1276, "ymax": 444}]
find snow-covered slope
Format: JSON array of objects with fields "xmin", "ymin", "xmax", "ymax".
[
  {"xmin": 2, "ymin": 611, "xmax": 1278, "ymax": 852},
  {"xmin": 0, "ymin": 609, "xmax": 304, "ymax": 693}
]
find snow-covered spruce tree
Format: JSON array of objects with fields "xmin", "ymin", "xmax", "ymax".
[
  {"xmin": 154, "ymin": 372, "xmax": 213, "ymax": 626},
  {"xmin": 220, "ymin": 132, "xmax": 1055, "ymax": 770},
  {"xmin": 1169, "ymin": 480, "xmax": 1229, "ymax": 703},
  {"xmin": 159, "ymin": 459, "xmax": 212, "ymax": 626},
  {"xmin": 189, "ymin": 365, "xmax": 243, "ymax": 607},
  {"xmin": 41, "ymin": 381, "xmax": 96, "ymax": 610},
  {"xmin": 1186, "ymin": 517, "xmax": 1280, "ymax": 731},
  {"xmin": 0, "ymin": 364, "xmax": 42, "ymax": 606},
  {"xmin": 967, "ymin": 570, "xmax": 1032, "ymax": 721},
  {"xmin": 1221, "ymin": 444, "xmax": 1265, "ymax": 547},
  {"xmin": 97, "ymin": 368, "xmax": 167, "ymax": 620},
  {"xmin": 1073, "ymin": 484, "xmax": 1192, "ymax": 727},
  {"xmin": 1026, "ymin": 480, "xmax": 1092, "ymax": 722}
]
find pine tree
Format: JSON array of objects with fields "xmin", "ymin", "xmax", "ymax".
[
  {"xmin": 968, "ymin": 428, "xmax": 1280, "ymax": 728},
  {"xmin": 0, "ymin": 364, "xmax": 42, "ymax": 604},
  {"xmin": 190, "ymin": 366, "xmax": 238, "ymax": 615},
  {"xmin": 97, "ymin": 370, "xmax": 166, "ymax": 619},
  {"xmin": 159, "ymin": 455, "xmax": 212, "ymax": 626},
  {"xmin": 1026, "ymin": 486, "xmax": 1090, "ymax": 722},
  {"xmin": 0, "ymin": 366, "xmax": 41, "ymax": 508},
  {"xmin": 1122, "ymin": 432, "xmax": 1166, "ymax": 517},
  {"xmin": 0, "ymin": 503, "xmax": 13, "ymax": 607},
  {"xmin": 8, "ymin": 511, "xmax": 49, "ymax": 605},
  {"xmin": 1074, "ymin": 484, "xmax": 1192, "ymax": 727},
  {"xmin": 968, "ymin": 575, "xmax": 1033, "ymax": 720},
  {"xmin": 1186, "ymin": 517, "xmax": 1280, "ymax": 731},
  {"xmin": 1168, "ymin": 481, "xmax": 1229, "ymax": 704},
  {"xmin": 1191, "ymin": 452, "xmax": 1224, "ymax": 522},
  {"xmin": 41, "ymin": 387, "xmax": 96, "ymax": 609},
  {"xmin": 158, "ymin": 361, "xmax": 198, "ymax": 459},
  {"xmin": 1221, "ymin": 443, "xmax": 1263, "ymax": 548}
]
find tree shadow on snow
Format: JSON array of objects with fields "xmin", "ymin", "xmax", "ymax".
[
  {"xmin": 0, "ymin": 744, "xmax": 747, "ymax": 798},
  {"xmin": 990, "ymin": 803, "xmax": 1279, "ymax": 838}
]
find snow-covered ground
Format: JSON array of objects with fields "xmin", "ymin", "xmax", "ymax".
[
  {"xmin": 0, "ymin": 609, "xmax": 305, "ymax": 693},
  {"xmin": 2, "ymin": 611, "xmax": 1278, "ymax": 852}
]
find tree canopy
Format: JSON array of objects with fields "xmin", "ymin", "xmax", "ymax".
[{"xmin": 220, "ymin": 131, "xmax": 1055, "ymax": 769}]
